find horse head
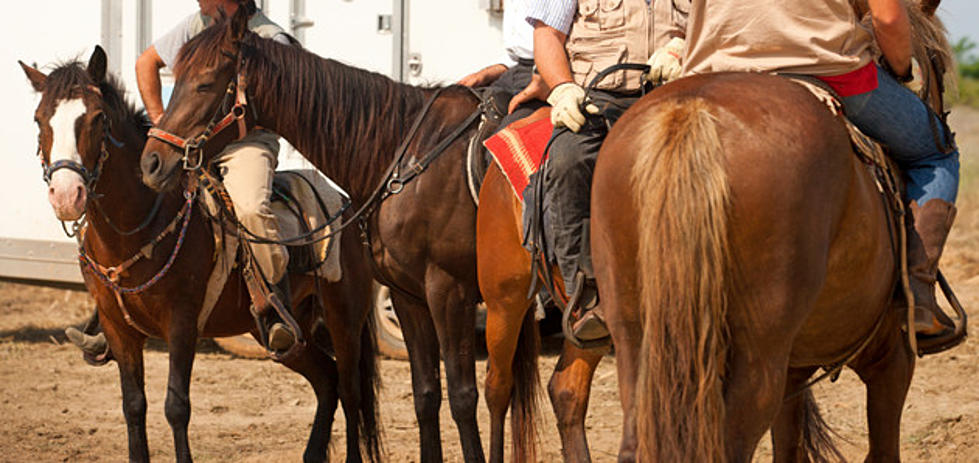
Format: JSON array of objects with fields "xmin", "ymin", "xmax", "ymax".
[
  {"xmin": 141, "ymin": 6, "xmax": 254, "ymax": 193},
  {"xmin": 20, "ymin": 46, "xmax": 110, "ymax": 221}
]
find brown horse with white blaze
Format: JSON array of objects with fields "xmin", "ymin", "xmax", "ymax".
[
  {"xmin": 591, "ymin": 1, "xmax": 956, "ymax": 460},
  {"xmin": 21, "ymin": 47, "xmax": 380, "ymax": 463}
]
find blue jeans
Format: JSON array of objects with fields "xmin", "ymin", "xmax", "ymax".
[{"xmin": 841, "ymin": 66, "xmax": 959, "ymax": 204}]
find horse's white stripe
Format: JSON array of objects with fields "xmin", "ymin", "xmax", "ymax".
[{"xmin": 49, "ymin": 98, "xmax": 86, "ymax": 182}]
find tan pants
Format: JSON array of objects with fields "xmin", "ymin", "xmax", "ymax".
[{"xmin": 214, "ymin": 130, "xmax": 288, "ymax": 284}]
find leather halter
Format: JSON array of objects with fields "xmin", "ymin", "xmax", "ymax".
[{"xmin": 147, "ymin": 64, "xmax": 250, "ymax": 170}]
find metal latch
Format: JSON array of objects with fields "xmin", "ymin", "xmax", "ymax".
[
  {"xmin": 291, "ymin": 15, "xmax": 314, "ymax": 30},
  {"xmin": 407, "ymin": 53, "xmax": 422, "ymax": 77}
]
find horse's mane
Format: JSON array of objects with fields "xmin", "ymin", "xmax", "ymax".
[
  {"xmin": 44, "ymin": 61, "xmax": 150, "ymax": 135},
  {"xmin": 176, "ymin": 22, "xmax": 435, "ymax": 190}
]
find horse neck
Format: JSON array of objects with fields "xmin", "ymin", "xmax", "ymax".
[
  {"xmin": 247, "ymin": 52, "xmax": 431, "ymax": 203},
  {"xmin": 84, "ymin": 115, "xmax": 173, "ymax": 252}
]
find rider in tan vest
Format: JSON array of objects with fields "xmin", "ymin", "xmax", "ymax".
[
  {"xmin": 650, "ymin": 0, "xmax": 960, "ymax": 345},
  {"xmin": 526, "ymin": 0, "xmax": 687, "ymax": 343}
]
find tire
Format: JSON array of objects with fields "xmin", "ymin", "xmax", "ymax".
[
  {"xmin": 373, "ymin": 284, "xmax": 409, "ymax": 360},
  {"xmin": 213, "ymin": 334, "xmax": 268, "ymax": 360}
]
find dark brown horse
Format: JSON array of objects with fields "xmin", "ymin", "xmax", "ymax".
[
  {"xmin": 591, "ymin": 2, "xmax": 956, "ymax": 461},
  {"xmin": 138, "ymin": 10, "xmax": 489, "ymax": 462},
  {"xmin": 21, "ymin": 47, "xmax": 379, "ymax": 463}
]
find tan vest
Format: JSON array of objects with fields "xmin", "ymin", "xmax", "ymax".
[
  {"xmin": 191, "ymin": 11, "xmax": 289, "ymax": 41},
  {"xmin": 566, "ymin": 0, "xmax": 654, "ymax": 93},
  {"xmin": 679, "ymin": 0, "xmax": 874, "ymax": 76}
]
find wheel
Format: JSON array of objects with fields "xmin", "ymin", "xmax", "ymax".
[
  {"xmin": 373, "ymin": 284, "xmax": 409, "ymax": 360},
  {"xmin": 213, "ymin": 334, "xmax": 268, "ymax": 359}
]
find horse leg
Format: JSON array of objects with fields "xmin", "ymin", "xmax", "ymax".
[
  {"xmin": 483, "ymin": 293, "xmax": 532, "ymax": 463},
  {"xmin": 323, "ymin": 292, "xmax": 373, "ymax": 463},
  {"xmin": 426, "ymin": 275, "xmax": 485, "ymax": 463},
  {"xmin": 723, "ymin": 337, "xmax": 790, "ymax": 463},
  {"xmin": 547, "ymin": 342, "xmax": 605, "ymax": 463},
  {"xmin": 280, "ymin": 335, "xmax": 341, "ymax": 463},
  {"xmin": 604, "ymin": 301, "xmax": 641, "ymax": 463},
  {"xmin": 164, "ymin": 310, "xmax": 199, "ymax": 463},
  {"xmin": 102, "ymin": 315, "xmax": 150, "ymax": 462},
  {"xmin": 854, "ymin": 320, "xmax": 914, "ymax": 463},
  {"xmin": 770, "ymin": 367, "xmax": 820, "ymax": 463},
  {"xmin": 390, "ymin": 292, "xmax": 445, "ymax": 463}
]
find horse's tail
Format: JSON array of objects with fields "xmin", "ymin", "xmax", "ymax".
[
  {"xmin": 359, "ymin": 306, "xmax": 383, "ymax": 463},
  {"xmin": 801, "ymin": 389, "xmax": 845, "ymax": 463},
  {"xmin": 632, "ymin": 97, "xmax": 731, "ymax": 461},
  {"xmin": 511, "ymin": 305, "xmax": 542, "ymax": 460}
]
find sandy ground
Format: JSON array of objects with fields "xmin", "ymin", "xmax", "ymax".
[{"xmin": 2, "ymin": 107, "xmax": 979, "ymax": 462}]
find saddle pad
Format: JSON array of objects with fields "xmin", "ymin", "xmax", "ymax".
[
  {"xmin": 483, "ymin": 107, "xmax": 553, "ymax": 198},
  {"xmin": 270, "ymin": 169, "xmax": 345, "ymax": 283}
]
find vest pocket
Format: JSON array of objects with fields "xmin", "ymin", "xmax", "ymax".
[
  {"xmin": 570, "ymin": 44, "xmax": 627, "ymax": 90},
  {"xmin": 598, "ymin": 0, "xmax": 626, "ymax": 30}
]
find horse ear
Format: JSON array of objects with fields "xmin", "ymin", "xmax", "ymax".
[
  {"xmin": 18, "ymin": 60, "xmax": 46, "ymax": 92},
  {"xmin": 87, "ymin": 45, "xmax": 108, "ymax": 83},
  {"xmin": 921, "ymin": 0, "xmax": 940, "ymax": 16}
]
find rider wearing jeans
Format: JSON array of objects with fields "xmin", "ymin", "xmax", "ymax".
[
  {"xmin": 653, "ymin": 0, "xmax": 959, "ymax": 344},
  {"xmin": 136, "ymin": 0, "xmax": 299, "ymax": 353}
]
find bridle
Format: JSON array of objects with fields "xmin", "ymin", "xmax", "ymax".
[
  {"xmin": 147, "ymin": 57, "xmax": 250, "ymax": 171},
  {"xmin": 39, "ymin": 110, "xmax": 111, "ymax": 194}
]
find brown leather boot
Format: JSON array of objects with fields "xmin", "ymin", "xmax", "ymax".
[{"xmin": 907, "ymin": 199, "xmax": 956, "ymax": 337}]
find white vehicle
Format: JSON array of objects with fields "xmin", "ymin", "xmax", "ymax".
[{"xmin": 3, "ymin": 0, "xmax": 505, "ymax": 359}]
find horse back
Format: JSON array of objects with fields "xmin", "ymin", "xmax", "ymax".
[{"xmin": 596, "ymin": 72, "xmax": 896, "ymax": 363}]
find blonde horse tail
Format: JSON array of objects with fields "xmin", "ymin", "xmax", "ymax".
[{"xmin": 632, "ymin": 97, "xmax": 731, "ymax": 461}]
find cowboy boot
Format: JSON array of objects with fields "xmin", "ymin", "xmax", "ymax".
[
  {"xmin": 907, "ymin": 199, "xmax": 956, "ymax": 337},
  {"xmin": 266, "ymin": 276, "xmax": 297, "ymax": 352},
  {"xmin": 65, "ymin": 306, "xmax": 107, "ymax": 357}
]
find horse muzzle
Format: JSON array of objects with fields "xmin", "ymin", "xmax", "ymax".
[
  {"xmin": 48, "ymin": 172, "xmax": 87, "ymax": 221},
  {"xmin": 140, "ymin": 148, "xmax": 181, "ymax": 192}
]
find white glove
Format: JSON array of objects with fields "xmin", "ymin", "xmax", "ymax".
[
  {"xmin": 645, "ymin": 37, "xmax": 685, "ymax": 84},
  {"xmin": 903, "ymin": 57, "xmax": 924, "ymax": 94},
  {"xmin": 547, "ymin": 82, "xmax": 598, "ymax": 133}
]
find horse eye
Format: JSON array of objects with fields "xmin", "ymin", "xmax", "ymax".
[{"xmin": 196, "ymin": 83, "xmax": 213, "ymax": 92}]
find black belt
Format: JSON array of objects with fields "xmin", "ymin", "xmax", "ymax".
[{"xmin": 516, "ymin": 57, "xmax": 535, "ymax": 67}]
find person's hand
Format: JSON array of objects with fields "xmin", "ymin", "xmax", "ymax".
[
  {"xmin": 903, "ymin": 57, "xmax": 924, "ymax": 94},
  {"xmin": 508, "ymin": 73, "xmax": 549, "ymax": 114},
  {"xmin": 546, "ymin": 82, "xmax": 598, "ymax": 132},
  {"xmin": 458, "ymin": 63, "xmax": 508, "ymax": 87},
  {"xmin": 645, "ymin": 37, "xmax": 685, "ymax": 84}
]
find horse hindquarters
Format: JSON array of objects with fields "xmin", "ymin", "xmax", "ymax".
[{"xmin": 476, "ymin": 164, "xmax": 542, "ymax": 463}]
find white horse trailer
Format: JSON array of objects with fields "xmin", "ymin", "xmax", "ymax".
[{"xmin": 1, "ymin": 0, "xmax": 503, "ymax": 285}]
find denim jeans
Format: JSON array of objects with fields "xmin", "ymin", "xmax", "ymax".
[{"xmin": 841, "ymin": 66, "xmax": 959, "ymax": 204}]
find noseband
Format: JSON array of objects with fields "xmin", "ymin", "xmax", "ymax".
[{"xmin": 147, "ymin": 62, "xmax": 250, "ymax": 171}]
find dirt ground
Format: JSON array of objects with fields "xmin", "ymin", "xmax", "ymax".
[{"xmin": 2, "ymin": 107, "xmax": 979, "ymax": 462}]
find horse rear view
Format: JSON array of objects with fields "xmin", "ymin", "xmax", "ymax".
[{"xmin": 592, "ymin": 71, "xmax": 913, "ymax": 461}]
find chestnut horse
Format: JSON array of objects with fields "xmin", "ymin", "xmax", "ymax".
[
  {"xmin": 591, "ymin": 2, "xmax": 957, "ymax": 461},
  {"xmin": 21, "ymin": 47, "xmax": 379, "ymax": 463},
  {"xmin": 138, "ymin": 10, "xmax": 491, "ymax": 462}
]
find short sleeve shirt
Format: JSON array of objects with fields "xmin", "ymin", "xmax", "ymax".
[{"xmin": 154, "ymin": 12, "xmax": 291, "ymax": 68}]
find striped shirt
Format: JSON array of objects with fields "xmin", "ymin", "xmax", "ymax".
[{"xmin": 525, "ymin": 0, "xmax": 577, "ymax": 34}]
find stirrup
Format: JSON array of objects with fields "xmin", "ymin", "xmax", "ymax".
[
  {"xmin": 561, "ymin": 272, "xmax": 611, "ymax": 350},
  {"xmin": 916, "ymin": 271, "xmax": 968, "ymax": 356}
]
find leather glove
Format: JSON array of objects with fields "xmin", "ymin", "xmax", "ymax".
[
  {"xmin": 645, "ymin": 37, "xmax": 685, "ymax": 84},
  {"xmin": 547, "ymin": 82, "xmax": 598, "ymax": 133},
  {"xmin": 903, "ymin": 57, "xmax": 924, "ymax": 94}
]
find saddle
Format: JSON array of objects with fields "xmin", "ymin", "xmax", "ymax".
[
  {"xmin": 196, "ymin": 168, "xmax": 347, "ymax": 336},
  {"xmin": 784, "ymin": 74, "xmax": 967, "ymax": 357}
]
